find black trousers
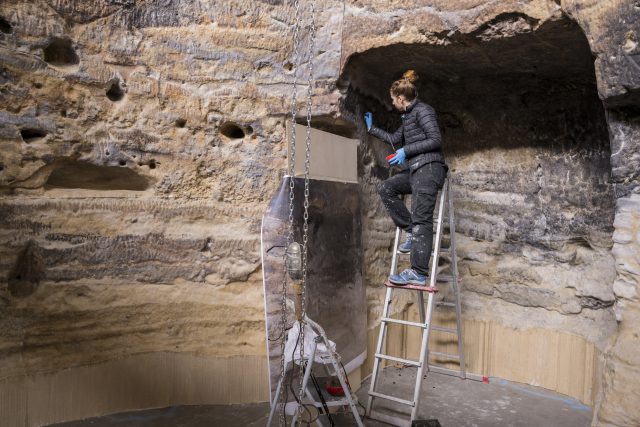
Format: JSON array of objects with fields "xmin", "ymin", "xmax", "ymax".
[{"xmin": 377, "ymin": 162, "xmax": 447, "ymax": 276}]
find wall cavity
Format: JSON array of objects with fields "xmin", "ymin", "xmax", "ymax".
[
  {"xmin": 43, "ymin": 37, "xmax": 79, "ymax": 66},
  {"xmin": 45, "ymin": 160, "xmax": 150, "ymax": 191}
]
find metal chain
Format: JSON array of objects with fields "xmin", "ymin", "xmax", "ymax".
[
  {"xmin": 276, "ymin": 0, "xmax": 302, "ymax": 425},
  {"xmin": 297, "ymin": 0, "xmax": 316, "ymax": 419}
]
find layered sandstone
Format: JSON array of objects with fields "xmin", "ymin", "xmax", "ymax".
[{"xmin": 0, "ymin": 1, "xmax": 638, "ymax": 426}]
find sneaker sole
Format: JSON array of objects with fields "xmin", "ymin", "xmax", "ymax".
[
  {"xmin": 398, "ymin": 248, "xmax": 410, "ymax": 254},
  {"xmin": 389, "ymin": 278, "xmax": 426, "ymax": 286}
]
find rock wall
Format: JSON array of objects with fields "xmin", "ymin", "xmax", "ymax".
[
  {"xmin": 0, "ymin": 0, "xmax": 639, "ymax": 426},
  {"xmin": 344, "ymin": 14, "xmax": 617, "ymax": 348},
  {"xmin": 0, "ymin": 1, "xmax": 345, "ymax": 423},
  {"xmin": 338, "ymin": 1, "xmax": 639, "ymax": 425}
]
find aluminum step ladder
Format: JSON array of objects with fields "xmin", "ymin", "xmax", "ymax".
[
  {"xmin": 267, "ymin": 316, "xmax": 364, "ymax": 427},
  {"xmin": 366, "ymin": 178, "xmax": 467, "ymax": 427}
]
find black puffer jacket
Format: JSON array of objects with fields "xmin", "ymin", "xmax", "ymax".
[{"xmin": 369, "ymin": 99, "xmax": 445, "ymax": 172}]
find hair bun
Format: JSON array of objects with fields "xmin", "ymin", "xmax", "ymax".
[{"xmin": 402, "ymin": 70, "xmax": 419, "ymax": 83}]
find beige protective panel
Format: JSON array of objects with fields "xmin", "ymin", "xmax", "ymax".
[
  {"xmin": 0, "ymin": 353, "xmax": 269, "ymax": 427},
  {"xmin": 287, "ymin": 123, "xmax": 358, "ymax": 183},
  {"xmin": 1, "ymin": 351, "xmax": 363, "ymax": 427},
  {"xmin": 364, "ymin": 307, "xmax": 600, "ymax": 406}
]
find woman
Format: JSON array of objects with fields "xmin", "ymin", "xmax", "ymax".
[{"xmin": 364, "ymin": 70, "xmax": 447, "ymax": 286}]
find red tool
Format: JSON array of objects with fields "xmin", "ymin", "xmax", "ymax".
[{"xmin": 325, "ymin": 381, "xmax": 345, "ymax": 396}]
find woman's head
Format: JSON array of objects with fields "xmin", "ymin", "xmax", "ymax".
[{"xmin": 390, "ymin": 70, "xmax": 419, "ymax": 110}]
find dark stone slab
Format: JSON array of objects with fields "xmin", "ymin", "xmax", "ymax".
[{"xmin": 261, "ymin": 177, "xmax": 366, "ymax": 399}]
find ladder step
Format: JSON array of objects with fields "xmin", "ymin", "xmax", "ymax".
[
  {"xmin": 436, "ymin": 301, "xmax": 456, "ymax": 307},
  {"xmin": 384, "ymin": 281, "xmax": 439, "ymax": 293},
  {"xmin": 431, "ymin": 325, "xmax": 457, "ymax": 334},
  {"xmin": 436, "ymin": 275, "xmax": 455, "ymax": 283},
  {"xmin": 430, "ymin": 351, "xmax": 461, "ymax": 360},
  {"xmin": 375, "ymin": 353, "xmax": 421, "ymax": 367},
  {"xmin": 381, "ymin": 317, "xmax": 426, "ymax": 328},
  {"xmin": 368, "ymin": 391, "xmax": 415, "ymax": 407},
  {"xmin": 396, "ymin": 247, "xmax": 450, "ymax": 256}
]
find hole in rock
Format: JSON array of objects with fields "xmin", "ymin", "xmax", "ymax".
[
  {"xmin": 175, "ymin": 118, "xmax": 187, "ymax": 128},
  {"xmin": 8, "ymin": 240, "xmax": 44, "ymax": 298},
  {"xmin": 106, "ymin": 79, "xmax": 124, "ymax": 102},
  {"xmin": 20, "ymin": 128, "xmax": 47, "ymax": 142},
  {"xmin": 219, "ymin": 122, "xmax": 245, "ymax": 139},
  {"xmin": 342, "ymin": 14, "xmax": 615, "ymax": 246},
  {"xmin": 43, "ymin": 37, "xmax": 79, "ymax": 66},
  {"xmin": 45, "ymin": 160, "xmax": 150, "ymax": 191},
  {"xmin": 148, "ymin": 159, "xmax": 157, "ymax": 169},
  {"xmin": 0, "ymin": 17, "xmax": 12, "ymax": 34}
]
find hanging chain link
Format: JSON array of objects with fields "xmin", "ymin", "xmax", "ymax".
[
  {"xmin": 274, "ymin": 1, "xmax": 315, "ymax": 425},
  {"xmin": 297, "ymin": 0, "xmax": 316, "ymax": 419},
  {"xmin": 276, "ymin": 0, "xmax": 302, "ymax": 425}
]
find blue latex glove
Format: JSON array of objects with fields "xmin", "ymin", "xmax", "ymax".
[
  {"xmin": 389, "ymin": 148, "xmax": 406, "ymax": 165},
  {"xmin": 364, "ymin": 112, "xmax": 373, "ymax": 131}
]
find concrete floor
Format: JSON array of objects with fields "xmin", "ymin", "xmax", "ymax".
[
  {"xmin": 50, "ymin": 367, "xmax": 592, "ymax": 427},
  {"xmin": 357, "ymin": 367, "xmax": 592, "ymax": 427}
]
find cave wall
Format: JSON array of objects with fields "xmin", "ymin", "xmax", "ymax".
[
  {"xmin": 0, "ymin": 0, "xmax": 346, "ymax": 425},
  {"xmin": 339, "ymin": 1, "xmax": 639, "ymax": 426},
  {"xmin": 0, "ymin": 0, "xmax": 638, "ymax": 426}
]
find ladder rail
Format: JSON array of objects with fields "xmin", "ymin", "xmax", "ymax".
[
  {"xmin": 447, "ymin": 179, "xmax": 466, "ymax": 378},
  {"xmin": 390, "ymin": 226, "xmax": 401, "ymax": 276},
  {"xmin": 369, "ymin": 177, "xmax": 469, "ymax": 427},
  {"xmin": 429, "ymin": 181, "xmax": 447, "ymax": 288},
  {"xmin": 368, "ymin": 226, "xmax": 401, "ymax": 415},
  {"xmin": 411, "ymin": 291, "xmax": 436, "ymax": 421},
  {"xmin": 417, "ymin": 185, "xmax": 447, "ymax": 324},
  {"xmin": 367, "ymin": 285, "xmax": 394, "ymax": 415}
]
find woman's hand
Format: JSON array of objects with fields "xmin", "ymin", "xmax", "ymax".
[
  {"xmin": 388, "ymin": 148, "xmax": 406, "ymax": 165},
  {"xmin": 364, "ymin": 112, "xmax": 373, "ymax": 131}
]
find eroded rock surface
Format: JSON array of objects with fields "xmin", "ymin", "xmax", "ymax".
[
  {"xmin": 0, "ymin": 0, "xmax": 639, "ymax": 425},
  {"xmin": 0, "ymin": 0, "xmax": 345, "ymax": 383}
]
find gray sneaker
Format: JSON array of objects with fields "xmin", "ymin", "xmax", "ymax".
[
  {"xmin": 398, "ymin": 232, "xmax": 412, "ymax": 253},
  {"xmin": 389, "ymin": 268, "xmax": 427, "ymax": 286}
]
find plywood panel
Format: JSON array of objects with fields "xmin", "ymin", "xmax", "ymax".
[{"xmin": 0, "ymin": 353, "xmax": 269, "ymax": 427}]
